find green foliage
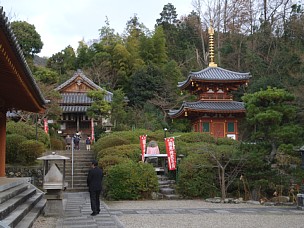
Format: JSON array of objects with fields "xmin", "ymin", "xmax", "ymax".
[
  {"xmin": 96, "ymin": 144, "xmax": 141, "ymax": 163},
  {"xmin": 18, "ymin": 140, "xmax": 45, "ymax": 165},
  {"xmin": 6, "ymin": 121, "xmax": 50, "ymax": 148},
  {"xmin": 156, "ymin": 3, "xmax": 178, "ymax": 25},
  {"xmin": 6, "ymin": 134, "xmax": 27, "ymax": 164},
  {"xmin": 87, "ymin": 90, "xmax": 111, "ymax": 119},
  {"xmin": 46, "ymin": 45, "xmax": 77, "ymax": 76},
  {"xmin": 99, "ymin": 155, "xmax": 130, "ymax": 174},
  {"xmin": 94, "ymin": 135, "xmax": 131, "ymax": 152},
  {"xmin": 34, "ymin": 66, "xmax": 59, "ymax": 84},
  {"xmin": 242, "ymin": 87, "xmax": 302, "ymax": 161},
  {"xmin": 127, "ymin": 65, "xmax": 165, "ymax": 106},
  {"xmin": 110, "ymin": 89, "xmax": 128, "ymax": 130},
  {"xmin": 104, "ymin": 161, "xmax": 158, "ymax": 200},
  {"xmin": 176, "ymin": 132, "xmax": 215, "ymax": 144},
  {"xmin": 177, "ymin": 153, "xmax": 218, "ymax": 198},
  {"xmin": 11, "ymin": 21, "xmax": 43, "ymax": 58},
  {"xmin": 50, "ymin": 137, "xmax": 65, "ymax": 150}
]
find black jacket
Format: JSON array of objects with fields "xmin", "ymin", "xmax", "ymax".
[{"xmin": 87, "ymin": 166, "xmax": 103, "ymax": 191}]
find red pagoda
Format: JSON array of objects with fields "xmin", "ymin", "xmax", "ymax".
[{"xmin": 168, "ymin": 25, "xmax": 251, "ymax": 140}]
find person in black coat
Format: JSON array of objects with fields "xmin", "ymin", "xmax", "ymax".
[{"xmin": 87, "ymin": 160, "xmax": 103, "ymax": 216}]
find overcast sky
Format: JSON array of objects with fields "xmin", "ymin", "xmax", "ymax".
[{"xmin": 1, "ymin": 0, "xmax": 194, "ymax": 57}]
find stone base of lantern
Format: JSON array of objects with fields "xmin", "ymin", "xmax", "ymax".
[{"xmin": 44, "ymin": 189, "xmax": 64, "ymax": 216}]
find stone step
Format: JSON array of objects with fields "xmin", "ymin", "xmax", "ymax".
[
  {"xmin": 1, "ymin": 191, "xmax": 43, "ymax": 227},
  {"xmin": 63, "ymin": 168, "xmax": 90, "ymax": 173},
  {"xmin": 157, "ymin": 175, "xmax": 168, "ymax": 181},
  {"xmin": 163, "ymin": 194, "xmax": 181, "ymax": 200},
  {"xmin": 0, "ymin": 186, "xmax": 36, "ymax": 220},
  {"xmin": 159, "ymin": 187, "xmax": 175, "ymax": 195},
  {"xmin": 66, "ymin": 179, "xmax": 87, "ymax": 186},
  {"xmin": 65, "ymin": 176, "xmax": 87, "ymax": 180},
  {"xmin": 15, "ymin": 198, "xmax": 46, "ymax": 228},
  {"xmin": 158, "ymin": 180, "xmax": 175, "ymax": 186},
  {"xmin": 0, "ymin": 183, "xmax": 29, "ymax": 204},
  {"xmin": 0, "ymin": 178, "xmax": 31, "ymax": 192},
  {"xmin": 66, "ymin": 182, "xmax": 88, "ymax": 187}
]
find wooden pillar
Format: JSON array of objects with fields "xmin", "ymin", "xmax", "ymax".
[
  {"xmin": 76, "ymin": 115, "xmax": 79, "ymax": 132},
  {"xmin": 0, "ymin": 110, "xmax": 6, "ymax": 177}
]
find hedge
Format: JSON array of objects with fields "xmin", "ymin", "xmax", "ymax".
[{"xmin": 104, "ymin": 161, "xmax": 158, "ymax": 200}]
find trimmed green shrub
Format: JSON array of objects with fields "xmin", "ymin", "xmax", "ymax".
[
  {"xmin": 6, "ymin": 134, "xmax": 27, "ymax": 164},
  {"xmin": 18, "ymin": 140, "xmax": 45, "ymax": 165},
  {"xmin": 94, "ymin": 135, "xmax": 130, "ymax": 152},
  {"xmin": 96, "ymin": 129, "xmax": 172, "ymax": 148},
  {"xmin": 50, "ymin": 137, "xmax": 65, "ymax": 150},
  {"xmin": 176, "ymin": 132, "xmax": 215, "ymax": 144},
  {"xmin": 7, "ymin": 121, "xmax": 50, "ymax": 148},
  {"xmin": 99, "ymin": 155, "xmax": 130, "ymax": 174},
  {"xmin": 177, "ymin": 153, "xmax": 218, "ymax": 198},
  {"xmin": 96, "ymin": 144, "xmax": 141, "ymax": 162},
  {"xmin": 104, "ymin": 161, "xmax": 158, "ymax": 200}
]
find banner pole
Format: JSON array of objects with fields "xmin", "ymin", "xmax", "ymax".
[{"xmin": 72, "ymin": 137, "xmax": 74, "ymax": 189}]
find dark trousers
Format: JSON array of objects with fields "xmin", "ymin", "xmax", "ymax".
[{"xmin": 89, "ymin": 190, "xmax": 101, "ymax": 213}]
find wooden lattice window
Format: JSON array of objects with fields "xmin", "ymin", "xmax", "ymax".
[
  {"xmin": 202, "ymin": 122, "xmax": 210, "ymax": 132},
  {"xmin": 227, "ymin": 122, "xmax": 235, "ymax": 132}
]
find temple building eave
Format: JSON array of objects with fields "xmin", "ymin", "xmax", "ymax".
[
  {"xmin": 169, "ymin": 101, "xmax": 246, "ymax": 118},
  {"xmin": 178, "ymin": 66, "xmax": 251, "ymax": 90}
]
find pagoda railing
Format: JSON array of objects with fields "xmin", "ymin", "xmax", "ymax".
[{"xmin": 200, "ymin": 93, "xmax": 233, "ymax": 100}]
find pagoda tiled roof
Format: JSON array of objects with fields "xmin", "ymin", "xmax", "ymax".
[
  {"xmin": 60, "ymin": 91, "xmax": 112, "ymax": 104},
  {"xmin": 178, "ymin": 66, "xmax": 251, "ymax": 89},
  {"xmin": 59, "ymin": 92, "xmax": 112, "ymax": 113},
  {"xmin": 61, "ymin": 93, "xmax": 92, "ymax": 104},
  {"xmin": 55, "ymin": 69, "xmax": 113, "ymax": 98},
  {"xmin": 168, "ymin": 101, "xmax": 245, "ymax": 118},
  {"xmin": 61, "ymin": 105, "xmax": 89, "ymax": 113}
]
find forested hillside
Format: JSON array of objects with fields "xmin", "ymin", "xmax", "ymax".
[{"xmin": 11, "ymin": 1, "xmax": 304, "ymax": 138}]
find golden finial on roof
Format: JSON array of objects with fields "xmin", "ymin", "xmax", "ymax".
[{"xmin": 208, "ymin": 20, "xmax": 217, "ymax": 67}]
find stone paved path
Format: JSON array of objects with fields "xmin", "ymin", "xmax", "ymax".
[
  {"xmin": 56, "ymin": 192, "xmax": 123, "ymax": 228},
  {"xmin": 51, "ymin": 192, "xmax": 304, "ymax": 228},
  {"xmin": 109, "ymin": 206, "xmax": 304, "ymax": 216}
]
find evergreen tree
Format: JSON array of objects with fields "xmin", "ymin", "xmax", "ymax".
[{"xmin": 242, "ymin": 87, "xmax": 303, "ymax": 162}]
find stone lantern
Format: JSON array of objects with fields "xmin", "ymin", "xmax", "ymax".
[
  {"xmin": 37, "ymin": 152, "xmax": 69, "ymax": 216},
  {"xmin": 103, "ymin": 121, "xmax": 113, "ymax": 133},
  {"xmin": 297, "ymin": 145, "xmax": 304, "ymax": 209}
]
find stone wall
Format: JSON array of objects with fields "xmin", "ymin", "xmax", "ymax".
[{"xmin": 5, "ymin": 164, "xmax": 44, "ymax": 189}]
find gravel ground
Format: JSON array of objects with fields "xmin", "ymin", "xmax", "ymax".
[
  {"xmin": 115, "ymin": 214, "xmax": 304, "ymax": 228},
  {"xmin": 106, "ymin": 200, "xmax": 304, "ymax": 228},
  {"xmin": 105, "ymin": 199, "xmax": 262, "ymax": 209},
  {"xmin": 32, "ymin": 216, "xmax": 57, "ymax": 228},
  {"xmin": 32, "ymin": 200, "xmax": 304, "ymax": 228}
]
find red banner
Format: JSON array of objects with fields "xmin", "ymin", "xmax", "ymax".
[
  {"xmin": 165, "ymin": 137, "xmax": 176, "ymax": 170},
  {"xmin": 43, "ymin": 118, "xmax": 49, "ymax": 134},
  {"xmin": 139, "ymin": 135, "xmax": 147, "ymax": 161},
  {"xmin": 91, "ymin": 118, "xmax": 95, "ymax": 142}
]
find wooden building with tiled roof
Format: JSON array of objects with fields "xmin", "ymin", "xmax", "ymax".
[
  {"xmin": 0, "ymin": 7, "xmax": 46, "ymax": 176},
  {"xmin": 55, "ymin": 69, "xmax": 112, "ymax": 137},
  {"xmin": 169, "ymin": 25, "xmax": 251, "ymax": 140}
]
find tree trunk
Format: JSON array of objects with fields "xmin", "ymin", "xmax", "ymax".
[
  {"xmin": 269, "ymin": 142, "xmax": 277, "ymax": 163},
  {"xmin": 220, "ymin": 166, "xmax": 226, "ymax": 200},
  {"xmin": 264, "ymin": 0, "xmax": 267, "ymax": 22}
]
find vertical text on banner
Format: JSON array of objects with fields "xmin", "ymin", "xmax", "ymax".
[
  {"xmin": 91, "ymin": 118, "xmax": 95, "ymax": 142},
  {"xmin": 139, "ymin": 135, "xmax": 147, "ymax": 161},
  {"xmin": 165, "ymin": 137, "xmax": 176, "ymax": 170},
  {"xmin": 43, "ymin": 118, "xmax": 49, "ymax": 134}
]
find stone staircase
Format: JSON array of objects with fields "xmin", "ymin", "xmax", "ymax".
[
  {"xmin": 145, "ymin": 156, "xmax": 181, "ymax": 200},
  {"xmin": 157, "ymin": 175, "xmax": 181, "ymax": 199},
  {"xmin": 0, "ymin": 177, "xmax": 46, "ymax": 228},
  {"xmin": 54, "ymin": 141, "xmax": 95, "ymax": 192}
]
